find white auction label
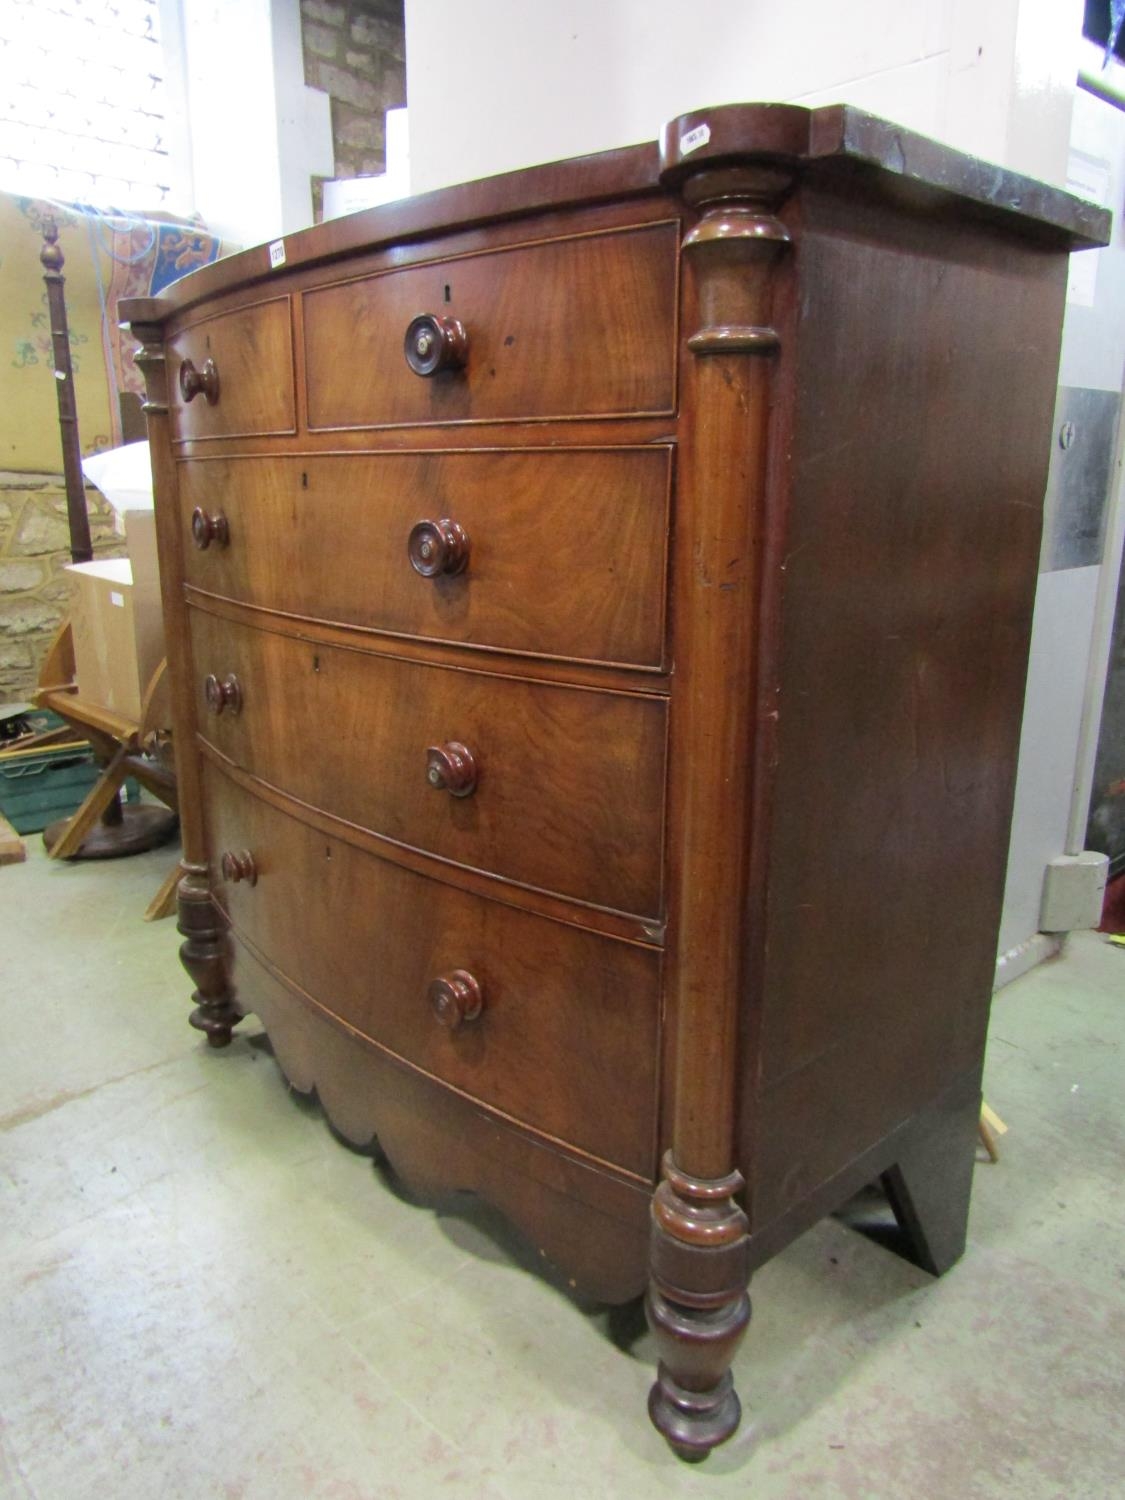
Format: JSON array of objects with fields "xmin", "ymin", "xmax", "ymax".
[
  {"xmin": 680, "ymin": 122, "xmax": 711, "ymax": 156},
  {"xmin": 268, "ymin": 239, "xmax": 286, "ymax": 269},
  {"xmin": 110, "ymin": 591, "xmax": 125, "ymax": 607}
]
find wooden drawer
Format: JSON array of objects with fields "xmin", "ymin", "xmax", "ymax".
[
  {"xmin": 179, "ymin": 449, "xmax": 671, "ymax": 669},
  {"xmin": 190, "ymin": 609, "xmax": 666, "ymax": 918},
  {"xmin": 204, "ymin": 763, "xmax": 661, "ymax": 1177},
  {"xmin": 169, "ymin": 297, "xmax": 296, "ymax": 442},
  {"xmin": 302, "ymin": 221, "xmax": 678, "ymax": 429}
]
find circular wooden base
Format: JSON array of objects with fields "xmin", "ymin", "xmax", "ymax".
[{"xmin": 43, "ymin": 804, "xmax": 179, "ymax": 860}]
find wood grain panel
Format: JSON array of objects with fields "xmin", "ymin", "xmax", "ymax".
[
  {"xmin": 178, "ymin": 448, "xmax": 671, "ymax": 668},
  {"xmin": 204, "ymin": 761, "xmax": 661, "ymax": 1177},
  {"xmin": 229, "ymin": 934, "xmax": 652, "ymax": 1301},
  {"xmin": 746, "ymin": 184, "xmax": 1069, "ymax": 1213},
  {"xmin": 169, "ymin": 297, "xmax": 295, "ymax": 442},
  {"xmin": 302, "ymin": 222, "xmax": 678, "ymax": 428},
  {"xmin": 189, "ymin": 607, "xmax": 666, "ymax": 917}
]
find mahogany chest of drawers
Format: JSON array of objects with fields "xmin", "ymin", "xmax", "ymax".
[{"xmin": 123, "ymin": 104, "xmax": 1107, "ymax": 1462}]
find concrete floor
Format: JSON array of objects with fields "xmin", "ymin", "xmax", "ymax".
[{"xmin": 1, "ymin": 838, "xmax": 1122, "ymax": 1500}]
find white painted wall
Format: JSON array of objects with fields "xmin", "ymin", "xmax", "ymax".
[
  {"xmin": 176, "ymin": 0, "xmax": 333, "ymax": 247},
  {"xmin": 403, "ymin": 0, "xmax": 1082, "ymax": 193},
  {"xmin": 998, "ymin": 76, "xmax": 1125, "ymax": 971},
  {"xmin": 999, "ymin": 568, "xmax": 1102, "ymax": 960}
]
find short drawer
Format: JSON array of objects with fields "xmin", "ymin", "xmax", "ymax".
[
  {"xmin": 204, "ymin": 764, "xmax": 661, "ymax": 1177},
  {"xmin": 168, "ymin": 296, "xmax": 296, "ymax": 442},
  {"xmin": 190, "ymin": 609, "xmax": 666, "ymax": 918},
  {"xmin": 180, "ymin": 449, "xmax": 671, "ymax": 668},
  {"xmin": 302, "ymin": 221, "xmax": 678, "ymax": 428}
]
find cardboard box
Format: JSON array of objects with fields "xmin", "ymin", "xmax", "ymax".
[
  {"xmin": 120, "ymin": 506, "xmax": 159, "ymax": 596},
  {"xmin": 66, "ymin": 555, "xmax": 164, "ymax": 722}
]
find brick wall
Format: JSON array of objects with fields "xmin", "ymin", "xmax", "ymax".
[
  {"xmin": 0, "ymin": 474, "xmax": 124, "ymax": 701},
  {"xmin": 301, "ymin": 0, "xmax": 406, "ymax": 216}
]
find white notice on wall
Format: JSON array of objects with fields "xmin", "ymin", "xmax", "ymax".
[{"xmin": 1065, "ymin": 150, "xmax": 1110, "ymax": 308}]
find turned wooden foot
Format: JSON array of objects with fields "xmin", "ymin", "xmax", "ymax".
[
  {"xmin": 178, "ymin": 861, "xmax": 239, "ymax": 1047},
  {"xmin": 880, "ymin": 1080, "xmax": 981, "ymax": 1276},
  {"xmin": 646, "ymin": 1153, "xmax": 751, "ymax": 1461}
]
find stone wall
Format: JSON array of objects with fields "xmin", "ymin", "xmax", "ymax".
[
  {"xmin": 301, "ymin": 0, "xmax": 406, "ymax": 217},
  {"xmin": 0, "ymin": 473, "xmax": 124, "ymax": 702}
]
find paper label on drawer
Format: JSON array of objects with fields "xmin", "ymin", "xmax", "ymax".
[
  {"xmin": 110, "ymin": 591, "xmax": 125, "ymax": 607},
  {"xmin": 268, "ymin": 238, "xmax": 286, "ymax": 269},
  {"xmin": 680, "ymin": 122, "xmax": 711, "ymax": 156}
]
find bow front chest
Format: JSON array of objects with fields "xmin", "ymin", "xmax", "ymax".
[{"xmin": 123, "ymin": 103, "xmax": 1107, "ymax": 1461}]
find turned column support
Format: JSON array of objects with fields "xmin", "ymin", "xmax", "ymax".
[
  {"xmin": 179, "ymin": 860, "xmax": 239, "ymax": 1046},
  {"xmin": 649, "ymin": 109, "xmax": 801, "ymax": 1462},
  {"xmin": 130, "ymin": 320, "xmax": 239, "ymax": 1047}
]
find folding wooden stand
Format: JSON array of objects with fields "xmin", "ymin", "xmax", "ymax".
[{"xmin": 34, "ymin": 620, "xmax": 179, "ymax": 919}]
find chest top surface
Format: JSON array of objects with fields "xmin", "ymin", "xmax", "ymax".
[{"xmin": 121, "ymin": 101, "xmax": 1108, "ymax": 334}]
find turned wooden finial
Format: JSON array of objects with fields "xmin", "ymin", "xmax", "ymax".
[{"xmin": 40, "ymin": 218, "xmax": 65, "ymax": 275}]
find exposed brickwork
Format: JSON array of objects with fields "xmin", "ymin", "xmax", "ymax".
[
  {"xmin": 0, "ymin": 472, "xmax": 125, "ymax": 701},
  {"xmin": 300, "ymin": 0, "xmax": 406, "ymax": 219}
]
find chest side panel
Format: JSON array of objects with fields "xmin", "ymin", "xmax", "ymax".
[{"xmin": 748, "ymin": 188, "xmax": 1066, "ymax": 1230}]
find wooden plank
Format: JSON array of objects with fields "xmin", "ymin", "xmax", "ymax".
[
  {"xmin": 47, "ymin": 744, "xmax": 129, "ymax": 860},
  {"xmin": 38, "ymin": 690, "xmax": 138, "ymax": 743},
  {"xmin": 0, "ymin": 811, "xmax": 27, "ymax": 865},
  {"xmin": 144, "ymin": 859, "xmax": 181, "ymax": 922}
]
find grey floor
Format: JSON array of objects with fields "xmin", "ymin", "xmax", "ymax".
[{"xmin": 1, "ymin": 838, "xmax": 1122, "ymax": 1500}]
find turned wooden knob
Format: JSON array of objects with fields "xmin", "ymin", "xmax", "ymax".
[
  {"xmin": 404, "ymin": 313, "xmax": 468, "ymax": 376},
  {"xmin": 428, "ymin": 969, "xmax": 483, "ymax": 1029},
  {"xmin": 220, "ymin": 849, "xmax": 257, "ymax": 886},
  {"xmin": 408, "ymin": 518, "xmax": 469, "ymax": 577},
  {"xmin": 425, "ymin": 741, "xmax": 477, "ymax": 797},
  {"xmin": 204, "ymin": 672, "xmax": 242, "ymax": 716},
  {"xmin": 191, "ymin": 507, "xmax": 229, "ymax": 550},
  {"xmin": 180, "ymin": 356, "xmax": 220, "ymax": 404}
]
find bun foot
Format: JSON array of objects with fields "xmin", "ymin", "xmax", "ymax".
[
  {"xmin": 189, "ymin": 1004, "xmax": 238, "ymax": 1048},
  {"xmin": 646, "ymin": 1154, "xmax": 752, "ymax": 1461},
  {"xmin": 648, "ymin": 1365, "xmax": 742, "ymax": 1461}
]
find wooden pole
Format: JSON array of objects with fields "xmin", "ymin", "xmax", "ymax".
[{"xmin": 40, "ymin": 219, "xmax": 93, "ymax": 564}]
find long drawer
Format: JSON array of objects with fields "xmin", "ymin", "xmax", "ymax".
[
  {"xmin": 179, "ymin": 448, "xmax": 671, "ymax": 668},
  {"xmin": 190, "ymin": 608, "xmax": 667, "ymax": 918},
  {"xmin": 204, "ymin": 762, "xmax": 661, "ymax": 1178},
  {"xmin": 302, "ymin": 221, "xmax": 679, "ymax": 429},
  {"xmin": 168, "ymin": 296, "xmax": 296, "ymax": 443}
]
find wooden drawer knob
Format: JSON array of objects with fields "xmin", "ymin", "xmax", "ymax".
[
  {"xmin": 408, "ymin": 518, "xmax": 469, "ymax": 577},
  {"xmin": 428, "ymin": 969, "xmax": 483, "ymax": 1029},
  {"xmin": 220, "ymin": 849, "xmax": 257, "ymax": 886},
  {"xmin": 204, "ymin": 672, "xmax": 242, "ymax": 716},
  {"xmin": 404, "ymin": 313, "xmax": 468, "ymax": 376},
  {"xmin": 191, "ymin": 507, "xmax": 229, "ymax": 550},
  {"xmin": 180, "ymin": 356, "xmax": 220, "ymax": 405},
  {"xmin": 425, "ymin": 741, "xmax": 477, "ymax": 797}
]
